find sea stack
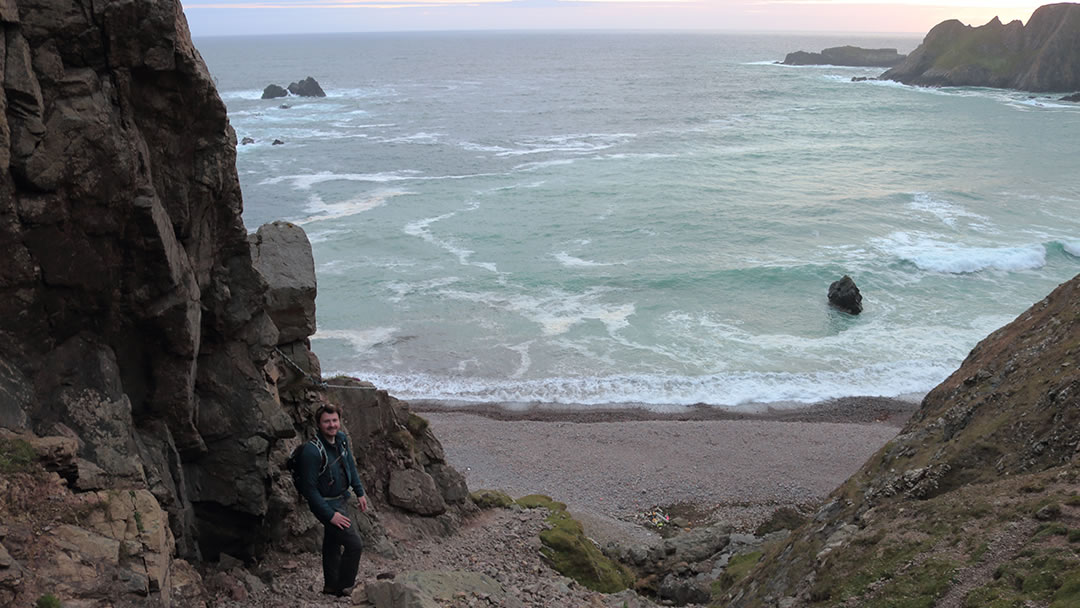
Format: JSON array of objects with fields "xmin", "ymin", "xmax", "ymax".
[
  {"xmin": 828, "ymin": 276, "xmax": 863, "ymax": 314},
  {"xmin": 261, "ymin": 84, "xmax": 288, "ymax": 99}
]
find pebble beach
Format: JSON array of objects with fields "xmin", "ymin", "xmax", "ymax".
[{"xmin": 419, "ymin": 396, "xmax": 918, "ymax": 540}]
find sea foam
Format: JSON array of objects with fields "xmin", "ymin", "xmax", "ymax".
[
  {"xmin": 876, "ymin": 232, "xmax": 1047, "ymax": 273},
  {"xmin": 340, "ymin": 360, "xmax": 951, "ymax": 408}
]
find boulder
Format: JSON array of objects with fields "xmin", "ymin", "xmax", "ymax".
[
  {"xmin": 388, "ymin": 469, "xmax": 447, "ymax": 516},
  {"xmin": 249, "ymin": 221, "xmax": 317, "ymax": 344},
  {"xmin": 240, "ymin": 137, "xmax": 254, "ymax": 145},
  {"xmin": 287, "ymin": 76, "xmax": 326, "ymax": 97},
  {"xmin": 366, "ymin": 571, "xmax": 521, "ymax": 608},
  {"xmin": 272, "ymin": 139, "xmax": 284, "ymax": 145},
  {"xmin": 828, "ymin": 275, "xmax": 863, "ymax": 315},
  {"xmin": 782, "ymin": 46, "xmax": 905, "ymax": 67},
  {"xmin": 427, "ymin": 462, "xmax": 469, "ymax": 504},
  {"xmin": 1062, "ymin": 92, "xmax": 1080, "ymax": 102},
  {"xmin": 261, "ymin": 84, "xmax": 288, "ymax": 99}
]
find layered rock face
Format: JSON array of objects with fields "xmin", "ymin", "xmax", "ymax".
[
  {"xmin": 0, "ymin": 0, "xmax": 472, "ymax": 605},
  {"xmin": 782, "ymin": 46, "xmax": 906, "ymax": 67},
  {"xmin": 882, "ymin": 3, "xmax": 1080, "ymax": 91},
  {"xmin": 1, "ymin": 0, "xmax": 290, "ymax": 565},
  {"xmin": 725, "ymin": 273, "xmax": 1080, "ymax": 606}
]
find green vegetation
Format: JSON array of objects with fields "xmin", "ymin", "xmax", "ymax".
[
  {"xmin": 515, "ymin": 494, "xmax": 634, "ymax": 593},
  {"xmin": 406, "ymin": 412, "xmax": 430, "ymax": 435},
  {"xmin": 35, "ymin": 594, "xmax": 61, "ymax": 608},
  {"xmin": 972, "ymin": 548, "xmax": 1080, "ymax": 607},
  {"xmin": 469, "ymin": 489, "xmax": 514, "ymax": 509},
  {"xmin": 0, "ymin": 438, "xmax": 36, "ymax": 474},
  {"xmin": 711, "ymin": 551, "xmax": 762, "ymax": 598},
  {"xmin": 755, "ymin": 506, "xmax": 807, "ymax": 536},
  {"xmin": 866, "ymin": 558, "xmax": 957, "ymax": 608},
  {"xmin": 389, "ymin": 429, "xmax": 416, "ymax": 459}
]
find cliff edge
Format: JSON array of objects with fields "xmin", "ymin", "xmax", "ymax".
[{"xmin": 882, "ymin": 3, "xmax": 1080, "ymax": 91}]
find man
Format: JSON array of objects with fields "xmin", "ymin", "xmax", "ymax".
[{"xmin": 297, "ymin": 403, "xmax": 369, "ymax": 597}]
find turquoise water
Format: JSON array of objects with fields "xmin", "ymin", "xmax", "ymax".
[{"xmin": 197, "ymin": 32, "xmax": 1080, "ymax": 409}]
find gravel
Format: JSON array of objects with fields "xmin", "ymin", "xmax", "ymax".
[{"xmin": 422, "ymin": 396, "xmax": 916, "ymax": 536}]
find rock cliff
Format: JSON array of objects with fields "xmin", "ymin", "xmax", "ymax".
[
  {"xmin": 882, "ymin": 3, "xmax": 1080, "ymax": 91},
  {"xmin": 725, "ymin": 273, "xmax": 1080, "ymax": 606},
  {"xmin": 0, "ymin": 0, "xmax": 470, "ymax": 605}
]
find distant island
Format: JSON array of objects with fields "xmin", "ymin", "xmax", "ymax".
[
  {"xmin": 780, "ymin": 46, "xmax": 906, "ymax": 67},
  {"xmin": 881, "ymin": 2, "xmax": 1080, "ymax": 92}
]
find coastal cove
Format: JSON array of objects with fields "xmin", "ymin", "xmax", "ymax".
[
  {"xmin": 200, "ymin": 31, "xmax": 1080, "ymax": 413},
  {"xmin": 2, "ymin": 2, "xmax": 1079, "ymax": 606}
]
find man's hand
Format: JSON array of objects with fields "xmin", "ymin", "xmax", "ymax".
[
  {"xmin": 358, "ymin": 495, "xmax": 368, "ymax": 512},
  {"xmin": 330, "ymin": 511, "xmax": 351, "ymax": 529}
]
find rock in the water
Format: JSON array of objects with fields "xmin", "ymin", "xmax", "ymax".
[
  {"xmin": 1062, "ymin": 92, "xmax": 1080, "ymax": 102},
  {"xmin": 828, "ymin": 275, "xmax": 863, "ymax": 314},
  {"xmin": 287, "ymin": 76, "xmax": 326, "ymax": 97},
  {"xmin": 261, "ymin": 84, "xmax": 288, "ymax": 99},
  {"xmin": 272, "ymin": 139, "xmax": 284, "ymax": 145},
  {"xmin": 882, "ymin": 5, "xmax": 1080, "ymax": 91},
  {"xmin": 240, "ymin": 137, "xmax": 255, "ymax": 145},
  {"xmin": 782, "ymin": 46, "xmax": 906, "ymax": 67},
  {"xmin": 249, "ymin": 221, "xmax": 317, "ymax": 345}
]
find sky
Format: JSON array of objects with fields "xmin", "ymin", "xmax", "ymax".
[{"xmin": 181, "ymin": 0, "xmax": 1053, "ymax": 37}]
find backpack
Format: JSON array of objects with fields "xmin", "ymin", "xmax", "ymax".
[{"xmin": 285, "ymin": 437, "xmax": 328, "ymax": 495}]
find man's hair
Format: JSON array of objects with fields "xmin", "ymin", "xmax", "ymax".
[{"xmin": 315, "ymin": 403, "xmax": 341, "ymax": 422}]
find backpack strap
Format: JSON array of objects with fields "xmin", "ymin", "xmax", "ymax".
[{"xmin": 309, "ymin": 437, "xmax": 327, "ymax": 475}]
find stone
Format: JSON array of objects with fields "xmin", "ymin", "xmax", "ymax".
[
  {"xmin": 0, "ymin": 542, "xmax": 13, "ymax": 568},
  {"xmin": 367, "ymin": 571, "xmax": 521, "ymax": 608},
  {"xmin": 272, "ymin": 138, "xmax": 285, "ymax": 145},
  {"xmin": 427, "ymin": 462, "xmax": 469, "ymax": 504},
  {"xmin": 828, "ymin": 275, "xmax": 863, "ymax": 315},
  {"xmin": 249, "ymin": 221, "xmax": 317, "ymax": 344},
  {"xmin": 287, "ymin": 76, "xmax": 326, "ymax": 97},
  {"xmin": 240, "ymin": 137, "xmax": 255, "ymax": 145},
  {"xmin": 1062, "ymin": 92, "xmax": 1080, "ymax": 102},
  {"xmin": 389, "ymin": 469, "xmax": 447, "ymax": 516},
  {"xmin": 261, "ymin": 84, "xmax": 288, "ymax": 99}
]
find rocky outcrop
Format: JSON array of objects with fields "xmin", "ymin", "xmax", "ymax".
[
  {"xmin": 261, "ymin": 84, "xmax": 288, "ymax": 99},
  {"xmin": 287, "ymin": 76, "xmax": 326, "ymax": 97},
  {"xmin": 882, "ymin": 3, "xmax": 1080, "ymax": 91},
  {"xmin": 249, "ymin": 222, "xmax": 317, "ymax": 345},
  {"xmin": 782, "ymin": 46, "xmax": 906, "ymax": 67},
  {"xmin": 827, "ymin": 275, "xmax": 863, "ymax": 314},
  {"xmin": 0, "ymin": 0, "xmax": 470, "ymax": 605},
  {"xmin": 0, "ymin": 0, "xmax": 294, "ymax": 568},
  {"xmin": 726, "ymin": 273, "xmax": 1080, "ymax": 606}
]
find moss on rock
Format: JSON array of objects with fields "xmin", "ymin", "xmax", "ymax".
[
  {"xmin": 469, "ymin": 489, "xmax": 515, "ymax": 509},
  {"xmin": 0, "ymin": 438, "xmax": 35, "ymax": 474},
  {"xmin": 515, "ymin": 494, "xmax": 634, "ymax": 593}
]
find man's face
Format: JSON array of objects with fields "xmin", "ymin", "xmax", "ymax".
[{"xmin": 318, "ymin": 412, "xmax": 341, "ymax": 439}]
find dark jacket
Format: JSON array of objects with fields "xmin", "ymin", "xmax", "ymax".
[{"xmin": 297, "ymin": 430, "xmax": 366, "ymax": 525}]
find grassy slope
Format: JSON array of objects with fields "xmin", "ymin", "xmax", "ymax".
[{"xmin": 724, "ymin": 274, "xmax": 1080, "ymax": 607}]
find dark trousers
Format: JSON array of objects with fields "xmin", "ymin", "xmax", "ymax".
[{"xmin": 322, "ymin": 500, "xmax": 364, "ymax": 591}]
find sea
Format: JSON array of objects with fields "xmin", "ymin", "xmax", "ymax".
[{"xmin": 195, "ymin": 31, "xmax": 1080, "ymax": 411}]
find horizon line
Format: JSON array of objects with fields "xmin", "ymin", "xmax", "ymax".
[{"xmin": 191, "ymin": 27, "xmax": 929, "ymax": 38}]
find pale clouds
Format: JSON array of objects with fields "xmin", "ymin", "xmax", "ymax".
[{"xmin": 182, "ymin": 0, "xmax": 1046, "ymax": 36}]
